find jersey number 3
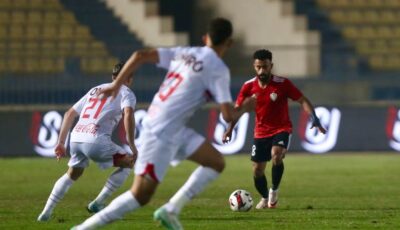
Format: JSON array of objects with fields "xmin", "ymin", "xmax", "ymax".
[
  {"xmin": 158, "ymin": 72, "xmax": 183, "ymax": 101},
  {"xmin": 82, "ymin": 98, "xmax": 107, "ymax": 119}
]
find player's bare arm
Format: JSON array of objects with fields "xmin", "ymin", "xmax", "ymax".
[
  {"xmin": 123, "ymin": 107, "xmax": 138, "ymax": 167},
  {"xmin": 100, "ymin": 49, "xmax": 160, "ymax": 98},
  {"xmin": 221, "ymin": 96, "xmax": 256, "ymax": 143},
  {"xmin": 55, "ymin": 108, "xmax": 79, "ymax": 160},
  {"xmin": 222, "ymin": 104, "xmax": 241, "ymax": 143},
  {"xmin": 297, "ymin": 96, "xmax": 327, "ymax": 134}
]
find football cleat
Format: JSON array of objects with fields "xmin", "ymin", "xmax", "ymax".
[
  {"xmin": 37, "ymin": 212, "xmax": 50, "ymax": 222},
  {"xmin": 87, "ymin": 200, "xmax": 106, "ymax": 213},
  {"xmin": 268, "ymin": 188, "xmax": 278, "ymax": 208},
  {"xmin": 154, "ymin": 207, "xmax": 183, "ymax": 230},
  {"xmin": 255, "ymin": 198, "xmax": 268, "ymax": 209}
]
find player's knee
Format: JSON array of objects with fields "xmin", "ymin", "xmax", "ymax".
[
  {"xmin": 212, "ymin": 155, "xmax": 225, "ymax": 173},
  {"xmin": 271, "ymin": 154, "xmax": 283, "ymax": 165},
  {"xmin": 134, "ymin": 193, "xmax": 152, "ymax": 206},
  {"xmin": 113, "ymin": 154, "xmax": 135, "ymax": 168},
  {"xmin": 253, "ymin": 165, "xmax": 264, "ymax": 177},
  {"xmin": 67, "ymin": 167, "xmax": 84, "ymax": 181}
]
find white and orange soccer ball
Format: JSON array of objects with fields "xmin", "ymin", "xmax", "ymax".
[{"xmin": 228, "ymin": 189, "xmax": 253, "ymax": 212}]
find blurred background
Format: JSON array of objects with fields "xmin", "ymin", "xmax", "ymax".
[
  {"xmin": 2, "ymin": 0, "xmax": 400, "ymax": 104},
  {"xmin": 2, "ymin": 0, "xmax": 400, "ymax": 156}
]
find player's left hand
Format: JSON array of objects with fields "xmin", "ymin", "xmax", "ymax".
[
  {"xmin": 317, "ymin": 125, "xmax": 327, "ymax": 134},
  {"xmin": 311, "ymin": 123, "xmax": 327, "ymax": 134},
  {"xmin": 54, "ymin": 143, "xmax": 66, "ymax": 161},
  {"xmin": 222, "ymin": 130, "xmax": 233, "ymax": 143}
]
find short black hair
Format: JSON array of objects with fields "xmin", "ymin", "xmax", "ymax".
[
  {"xmin": 253, "ymin": 49, "xmax": 272, "ymax": 61},
  {"xmin": 207, "ymin": 18, "xmax": 233, "ymax": 46},
  {"xmin": 112, "ymin": 61, "xmax": 125, "ymax": 78}
]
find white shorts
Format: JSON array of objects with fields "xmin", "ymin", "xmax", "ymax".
[
  {"xmin": 134, "ymin": 127, "xmax": 205, "ymax": 182},
  {"xmin": 68, "ymin": 141, "xmax": 130, "ymax": 170}
]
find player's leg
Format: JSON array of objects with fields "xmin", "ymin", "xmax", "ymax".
[
  {"xmin": 160, "ymin": 129, "xmax": 223, "ymax": 215},
  {"xmin": 73, "ymin": 129, "xmax": 172, "ymax": 229},
  {"xmin": 37, "ymin": 167, "xmax": 85, "ymax": 221},
  {"xmin": 38, "ymin": 143, "xmax": 88, "ymax": 221},
  {"xmin": 154, "ymin": 129, "xmax": 220, "ymax": 230},
  {"xmin": 251, "ymin": 138, "xmax": 272, "ymax": 209},
  {"xmin": 87, "ymin": 143, "xmax": 135, "ymax": 213},
  {"xmin": 269, "ymin": 132, "xmax": 290, "ymax": 208},
  {"xmin": 75, "ymin": 174, "xmax": 159, "ymax": 230}
]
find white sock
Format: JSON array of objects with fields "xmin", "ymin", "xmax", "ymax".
[
  {"xmin": 165, "ymin": 166, "xmax": 219, "ymax": 214},
  {"xmin": 41, "ymin": 173, "xmax": 74, "ymax": 215},
  {"xmin": 76, "ymin": 191, "xmax": 140, "ymax": 229},
  {"xmin": 93, "ymin": 168, "xmax": 131, "ymax": 204}
]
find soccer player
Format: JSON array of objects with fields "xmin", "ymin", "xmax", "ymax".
[
  {"xmin": 37, "ymin": 62, "xmax": 138, "ymax": 221},
  {"xmin": 223, "ymin": 49, "xmax": 326, "ymax": 209},
  {"xmin": 72, "ymin": 18, "xmax": 255, "ymax": 230}
]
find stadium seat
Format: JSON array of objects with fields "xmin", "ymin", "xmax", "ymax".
[
  {"xmin": 30, "ymin": 0, "xmax": 44, "ymax": 10},
  {"xmin": 13, "ymin": 0, "xmax": 30, "ymax": 10},
  {"xmin": 26, "ymin": 58, "xmax": 40, "ymax": 73},
  {"xmin": 43, "ymin": 11, "xmax": 59, "ymax": 24},
  {"xmin": 319, "ymin": 0, "xmax": 400, "ymax": 70},
  {"xmin": 0, "ymin": 0, "xmax": 12, "ymax": 10},
  {"xmin": 41, "ymin": 41, "xmax": 58, "ymax": 57},
  {"xmin": 0, "ymin": 11, "xmax": 10, "ymax": 24},
  {"xmin": 0, "ymin": 0, "xmax": 124, "ymax": 74},
  {"xmin": 26, "ymin": 25, "xmax": 41, "ymax": 41},
  {"xmin": 27, "ymin": 11, "xmax": 43, "ymax": 25},
  {"xmin": 42, "ymin": 25, "xmax": 58, "ymax": 41},
  {"xmin": 25, "ymin": 42, "xmax": 40, "ymax": 57},
  {"xmin": 11, "ymin": 11, "xmax": 26, "ymax": 25},
  {"xmin": 8, "ymin": 42, "xmax": 24, "ymax": 57},
  {"xmin": 73, "ymin": 41, "xmax": 88, "ymax": 56}
]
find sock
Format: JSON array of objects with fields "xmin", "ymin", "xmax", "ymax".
[
  {"xmin": 272, "ymin": 163, "xmax": 284, "ymax": 190},
  {"xmin": 40, "ymin": 173, "xmax": 74, "ymax": 215},
  {"xmin": 254, "ymin": 175, "xmax": 268, "ymax": 198},
  {"xmin": 76, "ymin": 191, "xmax": 140, "ymax": 229},
  {"xmin": 93, "ymin": 168, "xmax": 131, "ymax": 204},
  {"xmin": 165, "ymin": 166, "xmax": 220, "ymax": 214}
]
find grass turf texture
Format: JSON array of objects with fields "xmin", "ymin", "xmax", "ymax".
[{"xmin": 0, "ymin": 153, "xmax": 399, "ymax": 229}]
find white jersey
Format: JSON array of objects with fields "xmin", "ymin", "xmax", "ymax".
[
  {"xmin": 143, "ymin": 46, "xmax": 232, "ymax": 140},
  {"xmin": 70, "ymin": 83, "xmax": 136, "ymax": 143}
]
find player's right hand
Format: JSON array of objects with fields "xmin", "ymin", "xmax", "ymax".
[
  {"xmin": 222, "ymin": 130, "xmax": 233, "ymax": 144},
  {"xmin": 129, "ymin": 144, "xmax": 138, "ymax": 162},
  {"xmin": 54, "ymin": 143, "xmax": 66, "ymax": 161}
]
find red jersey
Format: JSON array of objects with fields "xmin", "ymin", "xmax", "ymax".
[{"xmin": 236, "ymin": 75, "xmax": 303, "ymax": 138}]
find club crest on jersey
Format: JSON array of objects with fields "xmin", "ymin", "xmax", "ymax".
[{"xmin": 270, "ymin": 92, "xmax": 278, "ymax": 101}]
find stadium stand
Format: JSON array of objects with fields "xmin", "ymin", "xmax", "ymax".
[
  {"xmin": 0, "ymin": 0, "xmax": 122, "ymax": 75},
  {"xmin": 199, "ymin": 0, "xmax": 320, "ymax": 77},
  {"xmin": 315, "ymin": 0, "xmax": 400, "ymax": 70},
  {"xmin": 103, "ymin": 0, "xmax": 188, "ymax": 47}
]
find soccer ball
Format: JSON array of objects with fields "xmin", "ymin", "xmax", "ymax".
[{"xmin": 228, "ymin": 189, "xmax": 253, "ymax": 212}]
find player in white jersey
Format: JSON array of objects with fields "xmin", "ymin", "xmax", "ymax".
[
  {"xmin": 37, "ymin": 62, "xmax": 138, "ymax": 222},
  {"xmin": 73, "ymin": 18, "xmax": 255, "ymax": 230}
]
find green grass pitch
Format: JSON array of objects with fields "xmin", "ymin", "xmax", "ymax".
[{"xmin": 1, "ymin": 153, "xmax": 400, "ymax": 229}]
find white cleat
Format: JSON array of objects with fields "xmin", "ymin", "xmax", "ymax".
[
  {"xmin": 255, "ymin": 198, "xmax": 268, "ymax": 209},
  {"xmin": 268, "ymin": 188, "xmax": 278, "ymax": 208},
  {"xmin": 154, "ymin": 207, "xmax": 183, "ymax": 230},
  {"xmin": 87, "ymin": 201, "xmax": 105, "ymax": 213}
]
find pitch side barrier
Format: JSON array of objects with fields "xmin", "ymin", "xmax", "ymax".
[{"xmin": 1, "ymin": 104, "xmax": 400, "ymax": 157}]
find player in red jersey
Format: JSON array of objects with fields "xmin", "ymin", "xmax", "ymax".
[{"xmin": 223, "ymin": 49, "xmax": 326, "ymax": 209}]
